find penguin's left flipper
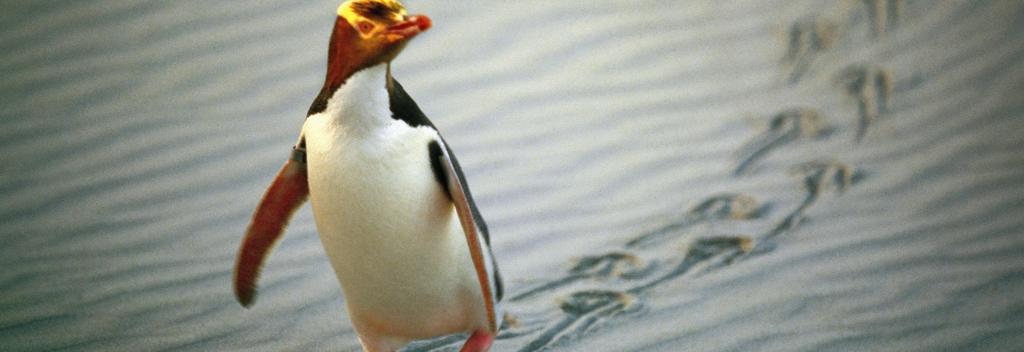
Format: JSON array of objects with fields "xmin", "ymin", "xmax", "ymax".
[
  {"xmin": 431, "ymin": 140, "xmax": 501, "ymax": 333},
  {"xmin": 233, "ymin": 148, "xmax": 309, "ymax": 308}
]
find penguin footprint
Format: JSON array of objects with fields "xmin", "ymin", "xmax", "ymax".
[
  {"xmin": 627, "ymin": 193, "xmax": 765, "ymax": 248},
  {"xmin": 862, "ymin": 0, "xmax": 902, "ymax": 36},
  {"xmin": 518, "ymin": 290, "xmax": 638, "ymax": 352},
  {"xmin": 629, "ymin": 235, "xmax": 754, "ymax": 293},
  {"xmin": 791, "ymin": 160, "xmax": 860, "ymax": 196},
  {"xmin": 735, "ymin": 108, "xmax": 830, "ymax": 175},
  {"xmin": 510, "ymin": 252, "xmax": 649, "ymax": 301},
  {"xmin": 784, "ymin": 18, "xmax": 839, "ymax": 83},
  {"xmin": 837, "ymin": 65, "xmax": 893, "ymax": 142}
]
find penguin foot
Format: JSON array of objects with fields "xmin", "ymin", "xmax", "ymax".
[{"xmin": 459, "ymin": 329, "xmax": 494, "ymax": 352}]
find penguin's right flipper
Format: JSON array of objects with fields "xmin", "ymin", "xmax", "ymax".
[{"xmin": 233, "ymin": 148, "xmax": 309, "ymax": 307}]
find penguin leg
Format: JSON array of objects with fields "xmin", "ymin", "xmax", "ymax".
[{"xmin": 459, "ymin": 330, "xmax": 494, "ymax": 352}]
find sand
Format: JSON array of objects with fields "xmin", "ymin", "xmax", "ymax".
[{"xmin": 2, "ymin": 1, "xmax": 1023, "ymax": 351}]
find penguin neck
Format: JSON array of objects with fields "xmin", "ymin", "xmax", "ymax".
[{"xmin": 324, "ymin": 63, "xmax": 394, "ymax": 135}]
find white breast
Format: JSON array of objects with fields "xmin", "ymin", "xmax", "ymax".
[{"xmin": 301, "ymin": 64, "xmax": 488, "ymax": 344}]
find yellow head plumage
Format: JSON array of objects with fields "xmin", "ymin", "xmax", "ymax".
[{"xmin": 338, "ymin": 0, "xmax": 407, "ymax": 21}]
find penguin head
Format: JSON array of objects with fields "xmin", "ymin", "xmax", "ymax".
[
  {"xmin": 308, "ymin": 0, "xmax": 430, "ymax": 116},
  {"xmin": 331, "ymin": 0, "xmax": 431, "ymax": 70}
]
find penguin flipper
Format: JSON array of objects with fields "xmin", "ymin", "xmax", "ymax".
[
  {"xmin": 233, "ymin": 156, "xmax": 309, "ymax": 307},
  {"xmin": 431, "ymin": 141, "xmax": 500, "ymax": 333}
]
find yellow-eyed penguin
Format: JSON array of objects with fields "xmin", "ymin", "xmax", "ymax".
[{"xmin": 232, "ymin": 1, "xmax": 504, "ymax": 351}]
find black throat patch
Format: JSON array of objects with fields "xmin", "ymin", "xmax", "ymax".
[{"xmin": 387, "ymin": 79, "xmax": 436, "ymax": 128}]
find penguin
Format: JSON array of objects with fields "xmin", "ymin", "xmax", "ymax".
[{"xmin": 231, "ymin": 1, "xmax": 504, "ymax": 351}]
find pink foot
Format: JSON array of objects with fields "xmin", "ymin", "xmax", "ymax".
[{"xmin": 459, "ymin": 329, "xmax": 494, "ymax": 352}]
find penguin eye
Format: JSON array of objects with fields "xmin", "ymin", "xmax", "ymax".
[{"xmin": 357, "ymin": 21, "xmax": 375, "ymax": 34}]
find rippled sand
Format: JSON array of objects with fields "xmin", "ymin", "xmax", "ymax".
[{"xmin": 3, "ymin": 1, "xmax": 1024, "ymax": 351}]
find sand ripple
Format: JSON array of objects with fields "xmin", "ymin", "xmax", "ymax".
[{"xmin": 2, "ymin": 1, "xmax": 1023, "ymax": 351}]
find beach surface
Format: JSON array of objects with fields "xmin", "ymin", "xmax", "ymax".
[{"xmin": 2, "ymin": 1, "xmax": 1024, "ymax": 351}]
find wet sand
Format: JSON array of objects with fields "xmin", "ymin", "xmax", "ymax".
[{"xmin": 2, "ymin": 1, "xmax": 1024, "ymax": 351}]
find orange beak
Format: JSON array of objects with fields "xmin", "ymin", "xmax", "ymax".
[{"xmin": 385, "ymin": 14, "xmax": 431, "ymax": 43}]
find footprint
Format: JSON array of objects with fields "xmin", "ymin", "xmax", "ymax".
[
  {"xmin": 510, "ymin": 252, "xmax": 648, "ymax": 301},
  {"xmin": 735, "ymin": 108, "xmax": 829, "ymax": 175},
  {"xmin": 514, "ymin": 235, "xmax": 754, "ymax": 351},
  {"xmin": 837, "ymin": 64, "xmax": 894, "ymax": 141},
  {"xmin": 518, "ymin": 290, "xmax": 637, "ymax": 352},
  {"xmin": 627, "ymin": 193, "xmax": 764, "ymax": 248},
  {"xmin": 689, "ymin": 193, "xmax": 766, "ymax": 221},
  {"xmin": 862, "ymin": 0, "xmax": 902, "ymax": 36},
  {"xmin": 629, "ymin": 236, "xmax": 754, "ymax": 294},
  {"xmin": 568, "ymin": 252, "xmax": 649, "ymax": 280},
  {"xmin": 753, "ymin": 160, "xmax": 860, "ymax": 249},
  {"xmin": 791, "ymin": 160, "xmax": 859, "ymax": 197},
  {"xmin": 784, "ymin": 18, "xmax": 839, "ymax": 83}
]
